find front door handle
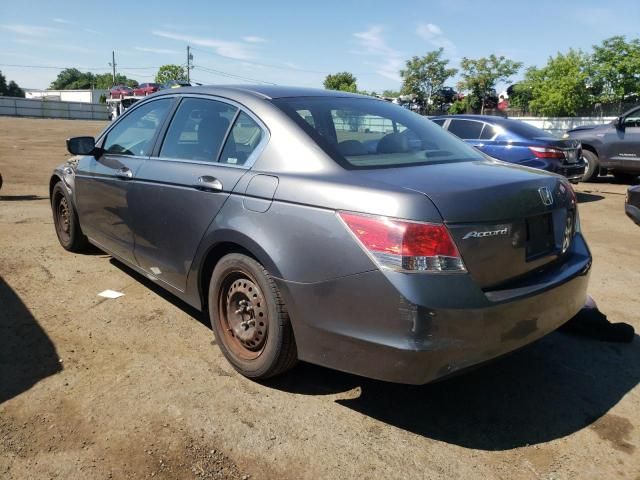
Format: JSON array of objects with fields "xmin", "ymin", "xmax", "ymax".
[
  {"xmin": 194, "ymin": 176, "xmax": 223, "ymax": 192},
  {"xmin": 115, "ymin": 167, "xmax": 133, "ymax": 179}
]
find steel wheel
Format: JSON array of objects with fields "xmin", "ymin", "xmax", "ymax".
[
  {"xmin": 219, "ymin": 272, "xmax": 269, "ymax": 360},
  {"xmin": 54, "ymin": 192, "xmax": 71, "ymax": 244},
  {"xmin": 50, "ymin": 182, "xmax": 88, "ymax": 252},
  {"xmin": 209, "ymin": 253, "xmax": 297, "ymax": 379}
]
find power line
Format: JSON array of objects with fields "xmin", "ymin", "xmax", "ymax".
[
  {"xmin": 193, "ymin": 65, "xmax": 277, "ymax": 85},
  {"xmin": 190, "ymin": 46, "xmax": 380, "ymax": 77},
  {"xmin": 0, "ymin": 63, "xmax": 161, "ymax": 71}
]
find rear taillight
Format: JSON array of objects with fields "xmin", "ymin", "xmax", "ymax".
[
  {"xmin": 529, "ymin": 146, "xmax": 566, "ymax": 159},
  {"xmin": 338, "ymin": 212, "xmax": 466, "ymax": 273}
]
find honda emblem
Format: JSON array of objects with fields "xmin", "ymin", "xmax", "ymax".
[{"xmin": 538, "ymin": 187, "xmax": 553, "ymax": 206}]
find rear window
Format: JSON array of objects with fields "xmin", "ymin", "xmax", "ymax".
[{"xmin": 271, "ymin": 96, "xmax": 484, "ymax": 169}]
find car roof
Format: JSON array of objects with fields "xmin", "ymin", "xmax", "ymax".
[
  {"xmin": 152, "ymin": 84, "xmax": 368, "ymax": 100},
  {"xmin": 431, "ymin": 114, "xmax": 511, "ymax": 124}
]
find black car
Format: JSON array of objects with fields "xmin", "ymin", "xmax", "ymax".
[
  {"xmin": 565, "ymin": 105, "xmax": 640, "ymax": 182},
  {"xmin": 626, "ymin": 185, "xmax": 640, "ymax": 225}
]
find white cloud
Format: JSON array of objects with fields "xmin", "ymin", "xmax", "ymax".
[
  {"xmin": 52, "ymin": 18, "xmax": 72, "ymax": 24},
  {"xmin": 352, "ymin": 26, "xmax": 404, "ymax": 82},
  {"xmin": 416, "ymin": 22, "xmax": 456, "ymax": 53},
  {"xmin": 1, "ymin": 24, "xmax": 58, "ymax": 36},
  {"xmin": 135, "ymin": 46, "xmax": 181, "ymax": 55},
  {"xmin": 242, "ymin": 36, "xmax": 266, "ymax": 43},
  {"xmin": 151, "ymin": 30, "xmax": 254, "ymax": 60}
]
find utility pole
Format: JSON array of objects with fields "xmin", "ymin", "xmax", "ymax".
[
  {"xmin": 186, "ymin": 45, "xmax": 193, "ymax": 83},
  {"xmin": 108, "ymin": 50, "xmax": 117, "ymax": 85}
]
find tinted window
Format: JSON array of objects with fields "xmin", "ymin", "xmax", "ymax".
[
  {"xmin": 296, "ymin": 109, "xmax": 316, "ymax": 128},
  {"xmin": 431, "ymin": 118, "xmax": 446, "ymax": 127},
  {"xmin": 103, "ymin": 98, "xmax": 171, "ymax": 156},
  {"xmin": 160, "ymin": 98, "xmax": 237, "ymax": 162},
  {"xmin": 219, "ymin": 112, "xmax": 264, "ymax": 166},
  {"xmin": 503, "ymin": 120, "xmax": 558, "ymax": 139},
  {"xmin": 479, "ymin": 123, "xmax": 497, "ymax": 139},
  {"xmin": 448, "ymin": 119, "xmax": 484, "ymax": 139},
  {"xmin": 272, "ymin": 97, "xmax": 484, "ymax": 169}
]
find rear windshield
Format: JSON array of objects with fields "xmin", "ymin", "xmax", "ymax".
[
  {"xmin": 271, "ymin": 96, "xmax": 485, "ymax": 169},
  {"xmin": 502, "ymin": 119, "xmax": 559, "ymax": 139}
]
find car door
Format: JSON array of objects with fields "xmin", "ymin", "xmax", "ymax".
[
  {"xmin": 129, "ymin": 96, "xmax": 268, "ymax": 291},
  {"xmin": 605, "ymin": 108, "xmax": 640, "ymax": 171},
  {"xmin": 447, "ymin": 119, "xmax": 485, "ymax": 149},
  {"xmin": 74, "ymin": 97, "xmax": 174, "ymax": 263}
]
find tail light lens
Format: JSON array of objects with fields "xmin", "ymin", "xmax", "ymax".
[
  {"xmin": 529, "ymin": 146, "xmax": 566, "ymax": 159},
  {"xmin": 338, "ymin": 212, "xmax": 466, "ymax": 273}
]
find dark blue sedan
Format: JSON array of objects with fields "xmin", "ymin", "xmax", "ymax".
[{"xmin": 431, "ymin": 115, "xmax": 587, "ymax": 183}]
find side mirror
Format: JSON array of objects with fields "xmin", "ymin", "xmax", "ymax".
[
  {"xmin": 614, "ymin": 116, "xmax": 625, "ymax": 129},
  {"xmin": 66, "ymin": 136, "xmax": 96, "ymax": 155}
]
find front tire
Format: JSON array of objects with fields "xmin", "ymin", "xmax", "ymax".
[
  {"xmin": 208, "ymin": 253, "xmax": 297, "ymax": 380},
  {"xmin": 582, "ymin": 150, "xmax": 599, "ymax": 182},
  {"xmin": 51, "ymin": 182, "xmax": 89, "ymax": 252}
]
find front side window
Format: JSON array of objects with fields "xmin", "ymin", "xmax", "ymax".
[
  {"xmin": 160, "ymin": 97, "xmax": 238, "ymax": 162},
  {"xmin": 272, "ymin": 96, "xmax": 484, "ymax": 169},
  {"xmin": 448, "ymin": 119, "xmax": 484, "ymax": 140},
  {"xmin": 103, "ymin": 98, "xmax": 172, "ymax": 156}
]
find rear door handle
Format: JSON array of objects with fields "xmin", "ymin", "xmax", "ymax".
[
  {"xmin": 194, "ymin": 176, "xmax": 223, "ymax": 192},
  {"xmin": 115, "ymin": 167, "xmax": 133, "ymax": 179}
]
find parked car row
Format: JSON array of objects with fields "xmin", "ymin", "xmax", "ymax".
[{"xmin": 109, "ymin": 81, "xmax": 196, "ymax": 99}]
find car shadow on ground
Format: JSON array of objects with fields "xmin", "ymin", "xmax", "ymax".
[
  {"xmin": 270, "ymin": 329, "xmax": 639, "ymax": 451},
  {"xmin": 576, "ymin": 192, "xmax": 605, "ymax": 203},
  {"xmin": 0, "ymin": 276, "xmax": 62, "ymax": 404},
  {"xmin": 104, "ymin": 257, "xmax": 639, "ymax": 451},
  {"xmin": 0, "ymin": 195, "xmax": 48, "ymax": 201},
  {"xmin": 108, "ymin": 258, "xmax": 211, "ymax": 330}
]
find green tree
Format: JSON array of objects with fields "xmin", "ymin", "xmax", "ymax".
[
  {"xmin": 0, "ymin": 71, "xmax": 25, "ymax": 97},
  {"xmin": 155, "ymin": 64, "xmax": 187, "ymax": 85},
  {"xmin": 50, "ymin": 68, "xmax": 137, "ymax": 89},
  {"xmin": 94, "ymin": 73, "xmax": 138, "ymax": 88},
  {"xmin": 50, "ymin": 68, "xmax": 95, "ymax": 89},
  {"xmin": 457, "ymin": 55, "xmax": 522, "ymax": 114},
  {"xmin": 590, "ymin": 36, "xmax": 640, "ymax": 111},
  {"xmin": 323, "ymin": 72, "xmax": 357, "ymax": 93},
  {"xmin": 520, "ymin": 49, "xmax": 591, "ymax": 116},
  {"xmin": 382, "ymin": 89, "xmax": 400, "ymax": 98},
  {"xmin": 400, "ymin": 48, "xmax": 457, "ymax": 114}
]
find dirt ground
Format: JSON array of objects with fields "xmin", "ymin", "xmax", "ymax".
[{"xmin": 1, "ymin": 116, "xmax": 639, "ymax": 480}]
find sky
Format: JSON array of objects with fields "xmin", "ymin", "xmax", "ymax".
[{"xmin": 1, "ymin": 0, "xmax": 639, "ymax": 93}]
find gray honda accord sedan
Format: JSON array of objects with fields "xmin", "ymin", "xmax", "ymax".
[{"xmin": 50, "ymin": 85, "xmax": 591, "ymax": 384}]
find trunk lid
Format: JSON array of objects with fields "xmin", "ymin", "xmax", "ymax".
[{"xmin": 360, "ymin": 159, "xmax": 577, "ymax": 288}]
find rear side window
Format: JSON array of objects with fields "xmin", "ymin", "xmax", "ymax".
[
  {"xmin": 479, "ymin": 123, "xmax": 497, "ymax": 140},
  {"xmin": 447, "ymin": 119, "xmax": 484, "ymax": 139},
  {"xmin": 219, "ymin": 112, "xmax": 264, "ymax": 166},
  {"xmin": 272, "ymin": 96, "xmax": 484, "ymax": 169},
  {"xmin": 103, "ymin": 98, "xmax": 172, "ymax": 156},
  {"xmin": 159, "ymin": 97, "xmax": 237, "ymax": 162},
  {"xmin": 431, "ymin": 118, "xmax": 446, "ymax": 127}
]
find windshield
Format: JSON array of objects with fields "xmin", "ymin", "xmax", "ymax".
[{"xmin": 271, "ymin": 96, "xmax": 485, "ymax": 169}]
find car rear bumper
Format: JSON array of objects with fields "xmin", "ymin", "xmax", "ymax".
[
  {"xmin": 557, "ymin": 161, "xmax": 586, "ymax": 182},
  {"xmin": 277, "ymin": 234, "xmax": 591, "ymax": 384}
]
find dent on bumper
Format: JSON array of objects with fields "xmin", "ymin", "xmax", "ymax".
[{"xmin": 276, "ymin": 239, "xmax": 591, "ymax": 385}]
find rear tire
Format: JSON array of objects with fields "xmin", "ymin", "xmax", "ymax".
[
  {"xmin": 582, "ymin": 150, "xmax": 599, "ymax": 182},
  {"xmin": 51, "ymin": 182, "xmax": 89, "ymax": 252},
  {"xmin": 208, "ymin": 253, "xmax": 297, "ymax": 380}
]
